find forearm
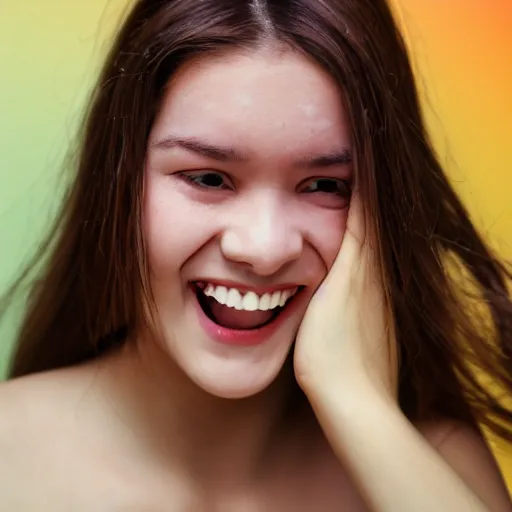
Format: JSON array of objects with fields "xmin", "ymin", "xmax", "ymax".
[{"xmin": 314, "ymin": 389, "xmax": 489, "ymax": 512}]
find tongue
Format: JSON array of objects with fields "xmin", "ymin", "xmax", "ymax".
[{"xmin": 209, "ymin": 299, "xmax": 276, "ymax": 330}]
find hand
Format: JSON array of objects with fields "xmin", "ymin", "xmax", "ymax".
[{"xmin": 294, "ymin": 189, "xmax": 399, "ymax": 407}]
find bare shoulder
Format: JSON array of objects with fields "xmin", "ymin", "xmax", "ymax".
[
  {"xmin": 0, "ymin": 364, "xmax": 105, "ymax": 509},
  {"xmin": 416, "ymin": 418, "xmax": 512, "ymax": 510},
  {"xmin": 415, "ymin": 417, "xmax": 501, "ymax": 461},
  {"xmin": 0, "ymin": 366, "xmax": 82, "ymax": 438},
  {"xmin": 0, "ymin": 363, "xmax": 101, "ymax": 437}
]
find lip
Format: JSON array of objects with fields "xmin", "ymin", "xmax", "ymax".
[
  {"xmin": 193, "ymin": 279, "xmax": 302, "ymax": 295},
  {"xmin": 191, "ymin": 284, "xmax": 305, "ymax": 346}
]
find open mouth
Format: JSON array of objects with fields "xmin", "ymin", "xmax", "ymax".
[{"xmin": 192, "ymin": 282, "xmax": 304, "ymax": 331}]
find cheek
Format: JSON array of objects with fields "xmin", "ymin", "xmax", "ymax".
[
  {"xmin": 301, "ymin": 207, "xmax": 348, "ymax": 270},
  {"xmin": 143, "ymin": 177, "xmax": 215, "ymax": 279}
]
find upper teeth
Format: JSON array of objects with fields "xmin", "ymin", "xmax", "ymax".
[{"xmin": 202, "ymin": 284, "xmax": 298, "ymax": 311}]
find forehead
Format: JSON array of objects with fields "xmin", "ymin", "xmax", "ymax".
[{"xmin": 150, "ymin": 50, "xmax": 352, "ymax": 157}]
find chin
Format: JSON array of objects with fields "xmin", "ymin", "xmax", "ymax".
[
  {"xmin": 202, "ymin": 381, "xmax": 273, "ymax": 400},
  {"xmin": 183, "ymin": 347, "xmax": 294, "ymax": 400}
]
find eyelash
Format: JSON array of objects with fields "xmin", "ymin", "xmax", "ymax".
[
  {"xmin": 178, "ymin": 171, "xmax": 352, "ymax": 197},
  {"xmin": 179, "ymin": 171, "xmax": 230, "ymax": 190}
]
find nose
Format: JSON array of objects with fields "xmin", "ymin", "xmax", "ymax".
[{"xmin": 220, "ymin": 195, "xmax": 303, "ymax": 276}]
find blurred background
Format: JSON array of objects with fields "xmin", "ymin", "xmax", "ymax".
[{"xmin": 1, "ymin": 0, "xmax": 511, "ymax": 487}]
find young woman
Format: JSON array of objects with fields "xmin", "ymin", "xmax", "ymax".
[{"xmin": 1, "ymin": 0, "xmax": 511, "ymax": 510}]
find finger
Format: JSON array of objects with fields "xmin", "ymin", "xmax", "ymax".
[
  {"xmin": 345, "ymin": 186, "xmax": 366, "ymax": 246},
  {"xmin": 337, "ymin": 188, "xmax": 383, "ymax": 301},
  {"xmin": 347, "ymin": 188, "xmax": 381, "ymax": 281},
  {"xmin": 329, "ymin": 187, "xmax": 365, "ymax": 278},
  {"xmin": 312, "ymin": 189, "xmax": 366, "ymax": 304}
]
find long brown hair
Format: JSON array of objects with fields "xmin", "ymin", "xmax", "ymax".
[{"xmin": 2, "ymin": 0, "xmax": 511, "ymax": 442}]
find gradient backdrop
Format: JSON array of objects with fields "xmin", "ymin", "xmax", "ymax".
[{"xmin": 1, "ymin": 0, "xmax": 511, "ymax": 487}]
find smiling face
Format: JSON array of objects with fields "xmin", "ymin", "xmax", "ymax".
[{"xmin": 143, "ymin": 49, "xmax": 353, "ymax": 398}]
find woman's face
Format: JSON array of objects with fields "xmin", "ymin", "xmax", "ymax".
[{"xmin": 144, "ymin": 49, "xmax": 353, "ymax": 398}]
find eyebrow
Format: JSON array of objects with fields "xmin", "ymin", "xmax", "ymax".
[{"xmin": 151, "ymin": 136, "xmax": 352, "ymax": 168}]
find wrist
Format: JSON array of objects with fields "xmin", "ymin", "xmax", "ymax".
[{"xmin": 308, "ymin": 377, "xmax": 402, "ymax": 426}]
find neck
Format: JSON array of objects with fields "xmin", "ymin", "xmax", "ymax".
[{"xmin": 97, "ymin": 332, "xmax": 307, "ymax": 491}]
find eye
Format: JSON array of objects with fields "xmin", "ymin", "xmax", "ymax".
[
  {"xmin": 178, "ymin": 171, "xmax": 233, "ymax": 191},
  {"xmin": 301, "ymin": 177, "xmax": 351, "ymax": 197}
]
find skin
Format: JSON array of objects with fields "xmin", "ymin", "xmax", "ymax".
[{"xmin": 0, "ymin": 49, "xmax": 510, "ymax": 511}]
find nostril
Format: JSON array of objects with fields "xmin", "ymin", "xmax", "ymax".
[{"xmin": 220, "ymin": 230, "xmax": 303, "ymax": 275}]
